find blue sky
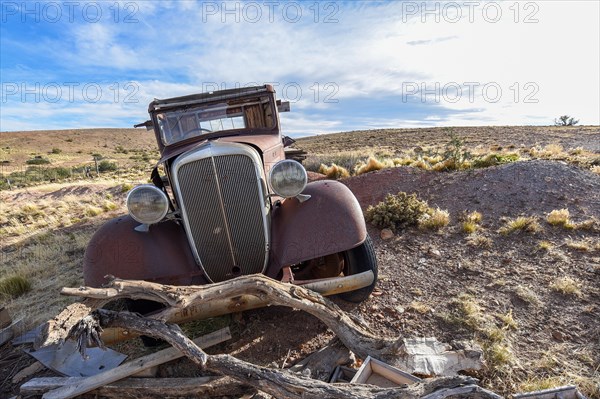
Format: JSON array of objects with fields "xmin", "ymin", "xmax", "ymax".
[{"xmin": 1, "ymin": 1, "xmax": 599, "ymax": 137}]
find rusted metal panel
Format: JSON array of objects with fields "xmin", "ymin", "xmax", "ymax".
[
  {"xmin": 83, "ymin": 216, "xmax": 208, "ymax": 288},
  {"xmin": 266, "ymin": 180, "xmax": 367, "ymax": 277}
]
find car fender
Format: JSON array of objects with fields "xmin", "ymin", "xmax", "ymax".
[
  {"xmin": 83, "ymin": 215, "xmax": 208, "ymax": 287},
  {"xmin": 266, "ymin": 180, "xmax": 367, "ymax": 277}
]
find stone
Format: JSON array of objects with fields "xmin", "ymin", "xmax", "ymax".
[{"xmin": 380, "ymin": 229, "xmax": 394, "ymax": 240}]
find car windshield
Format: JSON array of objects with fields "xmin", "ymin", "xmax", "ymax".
[{"xmin": 156, "ymin": 95, "xmax": 275, "ymax": 145}]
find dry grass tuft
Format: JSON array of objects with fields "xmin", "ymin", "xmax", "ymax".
[
  {"xmin": 0, "ymin": 274, "xmax": 32, "ymax": 299},
  {"xmin": 410, "ymin": 159, "xmax": 431, "ymax": 170},
  {"xmin": 542, "ymin": 143, "xmax": 565, "ymax": 156},
  {"xmin": 318, "ymin": 163, "xmax": 350, "ymax": 179},
  {"xmin": 419, "ymin": 208, "xmax": 450, "ymax": 230},
  {"xmin": 466, "ymin": 234, "xmax": 493, "ymax": 248},
  {"xmin": 462, "ymin": 211, "xmax": 483, "ymax": 234},
  {"xmin": 591, "ymin": 165, "xmax": 600, "ymax": 175},
  {"xmin": 85, "ymin": 205, "xmax": 104, "ymax": 217},
  {"xmin": 550, "ymin": 277, "xmax": 582, "ymax": 297},
  {"xmin": 121, "ymin": 182, "xmax": 134, "ymax": 193},
  {"xmin": 565, "ymin": 238, "xmax": 596, "ymax": 252},
  {"xmin": 538, "ymin": 240, "xmax": 553, "ymax": 251},
  {"xmin": 408, "ymin": 301, "xmax": 431, "ymax": 314},
  {"xmin": 497, "ymin": 310, "xmax": 518, "ymax": 330},
  {"xmin": 499, "ymin": 216, "xmax": 541, "ymax": 235},
  {"xmin": 514, "ymin": 285, "xmax": 542, "ymax": 306},
  {"xmin": 546, "ymin": 208, "xmax": 575, "ymax": 229},
  {"xmin": 355, "ymin": 157, "xmax": 386, "ymax": 175}
]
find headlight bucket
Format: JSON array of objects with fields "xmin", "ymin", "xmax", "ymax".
[
  {"xmin": 269, "ymin": 160, "xmax": 308, "ymax": 198},
  {"xmin": 126, "ymin": 184, "xmax": 169, "ymax": 225}
]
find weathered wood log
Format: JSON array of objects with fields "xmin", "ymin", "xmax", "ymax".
[
  {"xmin": 35, "ymin": 299, "xmax": 103, "ymax": 349},
  {"xmin": 57, "ymin": 309, "xmax": 502, "ymax": 399},
  {"xmin": 58, "ymin": 274, "xmax": 404, "ymax": 360},
  {"xmin": 22, "ymin": 376, "xmax": 255, "ymax": 398}
]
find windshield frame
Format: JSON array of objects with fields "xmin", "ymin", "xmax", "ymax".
[{"xmin": 153, "ymin": 94, "xmax": 277, "ymax": 147}]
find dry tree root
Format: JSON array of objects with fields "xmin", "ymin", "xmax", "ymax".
[
  {"xmin": 65, "ymin": 309, "xmax": 501, "ymax": 399},
  {"xmin": 58, "ymin": 274, "xmax": 404, "ymax": 359}
]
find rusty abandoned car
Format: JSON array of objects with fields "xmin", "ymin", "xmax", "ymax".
[{"xmin": 83, "ymin": 85, "xmax": 377, "ymax": 308}]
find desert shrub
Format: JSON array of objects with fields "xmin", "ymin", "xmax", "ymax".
[
  {"xmin": 318, "ymin": 163, "xmax": 350, "ymax": 179},
  {"xmin": 51, "ymin": 148, "xmax": 62, "ymax": 154},
  {"xmin": 442, "ymin": 133, "xmax": 470, "ymax": 170},
  {"xmin": 419, "ymin": 208, "xmax": 450, "ymax": 230},
  {"xmin": 98, "ymin": 160, "xmax": 118, "ymax": 172},
  {"xmin": 365, "ymin": 192, "xmax": 431, "ymax": 232},
  {"xmin": 0, "ymin": 274, "xmax": 32, "ymax": 299},
  {"xmin": 355, "ymin": 157, "xmax": 386, "ymax": 175},
  {"xmin": 499, "ymin": 216, "xmax": 541, "ymax": 235},
  {"xmin": 554, "ymin": 115, "xmax": 579, "ymax": 126},
  {"xmin": 26, "ymin": 157, "xmax": 50, "ymax": 165},
  {"xmin": 115, "ymin": 145, "xmax": 129, "ymax": 154}
]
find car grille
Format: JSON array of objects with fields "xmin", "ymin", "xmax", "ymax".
[{"xmin": 174, "ymin": 148, "xmax": 268, "ymax": 282}]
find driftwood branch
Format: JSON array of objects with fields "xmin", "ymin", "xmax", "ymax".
[
  {"xmin": 59, "ymin": 274, "xmax": 404, "ymax": 359},
  {"xmin": 59, "ymin": 309, "xmax": 501, "ymax": 399}
]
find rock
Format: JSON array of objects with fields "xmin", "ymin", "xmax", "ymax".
[
  {"xmin": 552, "ymin": 330, "xmax": 566, "ymax": 342},
  {"xmin": 380, "ymin": 228, "xmax": 394, "ymax": 240},
  {"xmin": 429, "ymin": 249, "xmax": 442, "ymax": 258}
]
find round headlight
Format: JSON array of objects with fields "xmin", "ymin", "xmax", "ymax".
[
  {"xmin": 269, "ymin": 160, "xmax": 307, "ymax": 198},
  {"xmin": 126, "ymin": 185, "xmax": 169, "ymax": 225}
]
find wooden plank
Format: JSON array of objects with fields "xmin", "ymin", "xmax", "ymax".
[
  {"xmin": 22, "ymin": 376, "xmax": 216, "ymax": 395},
  {"xmin": 25, "ymin": 377, "xmax": 254, "ymax": 399},
  {"xmin": 0, "ymin": 306, "xmax": 11, "ymax": 329},
  {"xmin": 350, "ymin": 356, "xmax": 420, "ymax": 387},
  {"xmin": 12, "ymin": 361, "xmax": 45, "ymax": 384},
  {"xmin": 41, "ymin": 327, "xmax": 231, "ymax": 399}
]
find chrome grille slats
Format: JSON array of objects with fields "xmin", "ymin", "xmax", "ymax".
[
  {"xmin": 172, "ymin": 143, "xmax": 268, "ymax": 283},
  {"xmin": 213, "ymin": 155, "xmax": 266, "ymax": 276}
]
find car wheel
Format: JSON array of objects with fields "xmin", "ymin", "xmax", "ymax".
[{"xmin": 338, "ymin": 234, "xmax": 378, "ymax": 303}]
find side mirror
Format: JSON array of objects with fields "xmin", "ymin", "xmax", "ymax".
[
  {"xmin": 276, "ymin": 100, "xmax": 290, "ymax": 113},
  {"xmin": 134, "ymin": 120, "xmax": 154, "ymax": 130}
]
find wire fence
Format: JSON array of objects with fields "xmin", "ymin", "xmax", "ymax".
[{"xmin": 0, "ymin": 159, "xmax": 152, "ymax": 190}]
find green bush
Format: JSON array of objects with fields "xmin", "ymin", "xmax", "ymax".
[
  {"xmin": 365, "ymin": 192, "xmax": 432, "ymax": 232},
  {"xmin": 0, "ymin": 274, "xmax": 32, "ymax": 299},
  {"xmin": 98, "ymin": 160, "xmax": 118, "ymax": 172},
  {"xmin": 26, "ymin": 157, "xmax": 50, "ymax": 165},
  {"xmin": 51, "ymin": 148, "xmax": 62, "ymax": 154},
  {"xmin": 473, "ymin": 153, "xmax": 520, "ymax": 168}
]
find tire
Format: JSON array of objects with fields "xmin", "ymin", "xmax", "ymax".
[
  {"xmin": 125, "ymin": 299, "xmax": 166, "ymax": 347},
  {"xmin": 338, "ymin": 235, "xmax": 378, "ymax": 303}
]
